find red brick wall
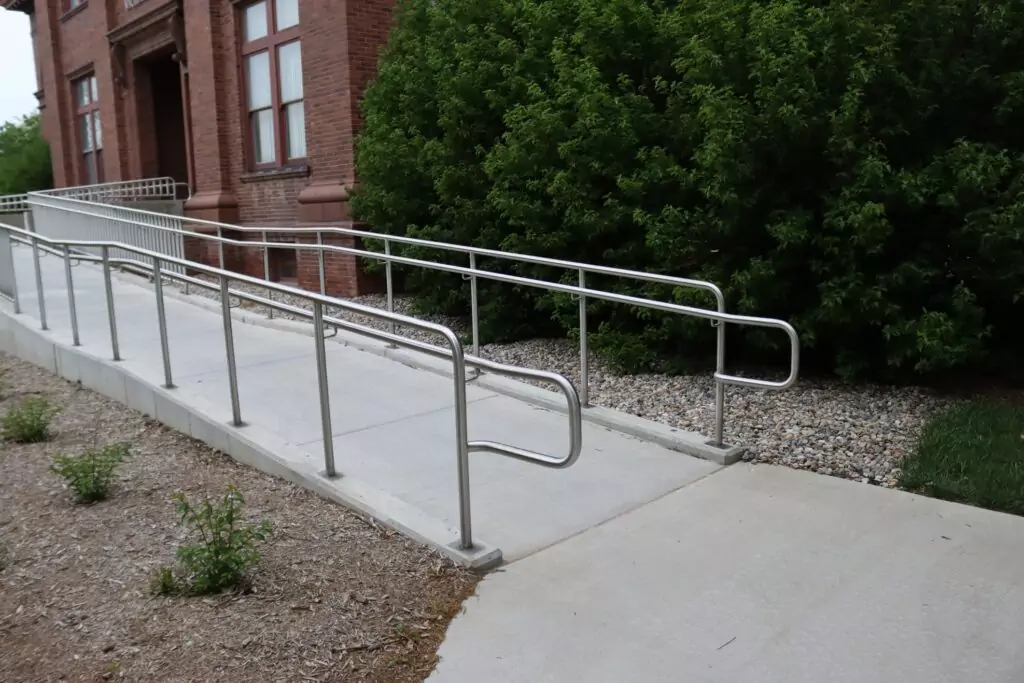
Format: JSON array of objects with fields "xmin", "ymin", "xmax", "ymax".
[
  {"xmin": 23, "ymin": 0, "xmax": 398, "ymax": 297},
  {"xmin": 294, "ymin": 231, "xmax": 379, "ymax": 299},
  {"xmin": 33, "ymin": 0, "xmax": 75, "ymax": 187},
  {"xmin": 347, "ymin": 0, "xmax": 395, "ymax": 134}
]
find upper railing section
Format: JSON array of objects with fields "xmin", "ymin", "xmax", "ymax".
[
  {"xmin": 16, "ymin": 183, "xmax": 801, "ymax": 451},
  {"xmin": 0, "ymin": 194, "xmax": 28, "ymax": 214},
  {"xmin": 34, "ymin": 177, "xmax": 184, "ymax": 202},
  {"xmin": 0, "ymin": 178, "xmax": 186, "ymax": 215},
  {"xmin": 0, "ymin": 178, "xmax": 184, "ymax": 215}
]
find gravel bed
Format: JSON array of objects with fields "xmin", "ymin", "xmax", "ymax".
[
  {"xmin": 0, "ymin": 351, "xmax": 478, "ymax": 682},
  {"xmin": 170, "ymin": 275, "xmax": 946, "ymax": 488}
]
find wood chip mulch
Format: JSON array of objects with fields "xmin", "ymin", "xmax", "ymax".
[{"xmin": 0, "ymin": 351, "xmax": 479, "ymax": 682}]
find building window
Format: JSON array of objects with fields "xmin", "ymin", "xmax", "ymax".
[
  {"xmin": 74, "ymin": 75, "xmax": 103, "ymax": 185},
  {"xmin": 64, "ymin": 0, "xmax": 84, "ymax": 13},
  {"xmin": 241, "ymin": 0, "xmax": 305, "ymax": 169}
]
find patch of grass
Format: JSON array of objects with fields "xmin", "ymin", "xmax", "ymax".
[
  {"xmin": 900, "ymin": 400, "xmax": 1024, "ymax": 516},
  {"xmin": 1, "ymin": 396, "xmax": 58, "ymax": 443},
  {"xmin": 164, "ymin": 486, "xmax": 273, "ymax": 595},
  {"xmin": 51, "ymin": 443, "xmax": 130, "ymax": 503}
]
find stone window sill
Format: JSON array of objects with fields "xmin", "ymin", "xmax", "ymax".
[
  {"xmin": 240, "ymin": 165, "xmax": 310, "ymax": 183},
  {"xmin": 60, "ymin": 2, "xmax": 88, "ymax": 22}
]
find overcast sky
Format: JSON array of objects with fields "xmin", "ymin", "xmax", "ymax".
[{"xmin": 0, "ymin": 9, "xmax": 38, "ymax": 125}]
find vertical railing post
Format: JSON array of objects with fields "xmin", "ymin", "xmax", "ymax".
[
  {"xmin": 62, "ymin": 245, "xmax": 80, "ymax": 346},
  {"xmin": 217, "ymin": 226, "xmax": 225, "ymax": 270},
  {"xmin": 384, "ymin": 238, "xmax": 395, "ymax": 337},
  {"xmin": 183, "ymin": 242, "xmax": 190, "ymax": 295},
  {"xmin": 6, "ymin": 225, "xmax": 20, "ymax": 315},
  {"xmin": 262, "ymin": 230, "xmax": 273, "ymax": 320},
  {"xmin": 316, "ymin": 231, "xmax": 326, "ymax": 296},
  {"xmin": 469, "ymin": 253, "xmax": 480, "ymax": 358},
  {"xmin": 578, "ymin": 268, "xmax": 589, "ymax": 407},
  {"xmin": 177, "ymin": 214, "xmax": 189, "ymax": 296},
  {"xmin": 450, "ymin": 337, "xmax": 473, "ymax": 549},
  {"xmin": 220, "ymin": 276, "xmax": 243, "ymax": 426},
  {"xmin": 313, "ymin": 301, "xmax": 337, "ymax": 477},
  {"xmin": 101, "ymin": 247, "xmax": 120, "ymax": 361},
  {"xmin": 713, "ymin": 320, "xmax": 726, "ymax": 447},
  {"xmin": 153, "ymin": 257, "xmax": 174, "ymax": 388},
  {"xmin": 27, "ymin": 212, "xmax": 47, "ymax": 331}
]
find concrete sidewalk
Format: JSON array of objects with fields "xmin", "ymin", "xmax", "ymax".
[
  {"xmin": 1, "ymin": 244, "xmax": 718, "ymax": 565},
  {"xmin": 430, "ymin": 465, "xmax": 1024, "ymax": 682}
]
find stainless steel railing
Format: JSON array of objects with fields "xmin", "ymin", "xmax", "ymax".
[
  {"xmin": 0, "ymin": 178, "xmax": 184, "ymax": 216},
  {"xmin": 22, "ymin": 191, "xmax": 800, "ymax": 449},
  {"xmin": 32, "ymin": 177, "xmax": 185, "ymax": 202},
  {"xmin": 0, "ymin": 229, "xmax": 16, "ymax": 304},
  {"xmin": 0, "ymin": 222, "xmax": 583, "ymax": 551},
  {"xmin": 30, "ymin": 194, "xmax": 188, "ymax": 275},
  {"xmin": 0, "ymin": 194, "xmax": 28, "ymax": 214}
]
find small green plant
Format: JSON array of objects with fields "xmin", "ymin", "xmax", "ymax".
[
  {"xmin": 1, "ymin": 396, "xmax": 58, "ymax": 443},
  {"xmin": 50, "ymin": 443, "xmax": 130, "ymax": 503},
  {"xmin": 169, "ymin": 486, "xmax": 272, "ymax": 595},
  {"xmin": 149, "ymin": 566, "xmax": 177, "ymax": 596}
]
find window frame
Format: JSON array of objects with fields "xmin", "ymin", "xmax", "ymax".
[
  {"xmin": 73, "ymin": 74, "xmax": 104, "ymax": 185},
  {"xmin": 239, "ymin": 0, "xmax": 305, "ymax": 171}
]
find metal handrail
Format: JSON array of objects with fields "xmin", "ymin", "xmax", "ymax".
[
  {"xmin": 0, "ymin": 221, "xmax": 583, "ymax": 551},
  {"xmin": 0, "ymin": 178, "xmax": 184, "ymax": 215},
  {"xmin": 24, "ymin": 192, "xmax": 800, "ymax": 447},
  {"xmin": 468, "ymin": 360, "xmax": 582, "ymax": 468},
  {"xmin": 32, "ymin": 177, "xmax": 184, "ymax": 202},
  {"xmin": 0, "ymin": 194, "xmax": 28, "ymax": 213}
]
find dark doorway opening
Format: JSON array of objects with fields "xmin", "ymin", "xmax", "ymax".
[
  {"xmin": 268, "ymin": 246, "xmax": 298, "ymax": 283},
  {"xmin": 135, "ymin": 51, "xmax": 189, "ymax": 191}
]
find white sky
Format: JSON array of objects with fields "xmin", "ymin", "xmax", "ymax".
[{"xmin": 0, "ymin": 8, "xmax": 38, "ymax": 125}]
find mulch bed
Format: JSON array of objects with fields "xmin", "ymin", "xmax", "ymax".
[{"xmin": 0, "ymin": 351, "xmax": 478, "ymax": 682}]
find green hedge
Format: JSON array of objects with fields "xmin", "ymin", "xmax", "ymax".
[{"xmin": 353, "ymin": 0, "xmax": 1024, "ymax": 379}]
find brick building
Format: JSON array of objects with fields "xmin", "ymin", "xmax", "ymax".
[{"xmin": 2, "ymin": 0, "xmax": 394, "ymax": 295}]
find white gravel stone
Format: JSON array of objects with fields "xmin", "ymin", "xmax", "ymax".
[{"xmin": 175, "ymin": 276, "xmax": 946, "ymax": 488}]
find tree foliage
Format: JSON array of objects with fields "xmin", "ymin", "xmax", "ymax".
[
  {"xmin": 353, "ymin": 0, "xmax": 1024, "ymax": 379},
  {"xmin": 0, "ymin": 113, "xmax": 52, "ymax": 196}
]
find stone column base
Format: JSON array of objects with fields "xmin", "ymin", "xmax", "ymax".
[{"xmin": 296, "ymin": 181, "xmax": 381, "ymax": 297}]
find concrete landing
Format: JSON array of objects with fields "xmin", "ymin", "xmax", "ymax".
[
  {"xmin": 430, "ymin": 464, "xmax": 1024, "ymax": 683},
  {"xmin": 1, "ymin": 245, "xmax": 719, "ymax": 563}
]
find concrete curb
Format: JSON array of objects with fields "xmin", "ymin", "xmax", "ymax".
[
  {"xmin": 134, "ymin": 276, "xmax": 746, "ymax": 466},
  {"xmin": 0, "ymin": 304, "xmax": 503, "ymax": 571}
]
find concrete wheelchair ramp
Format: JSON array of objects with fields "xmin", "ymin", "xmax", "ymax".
[{"xmin": 1, "ymin": 244, "xmax": 718, "ymax": 564}]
